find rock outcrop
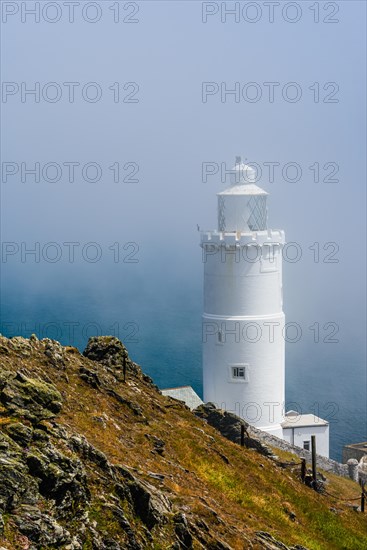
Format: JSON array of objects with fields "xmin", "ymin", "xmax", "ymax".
[
  {"xmin": 0, "ymin": 371, "xmax": 62, "ymax": 423},
  {"xmin": 0, "ymin": 335, "xmax": 365, "ymax": 549},
  {"xmin": 194, "ymin": 402, "xmax": 275, "ymax": 458}
]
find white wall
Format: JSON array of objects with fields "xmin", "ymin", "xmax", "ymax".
[
  {"xmin": 282, "ymin": 425, "xmax": 329, "ymax": 458},
  {"xmin": 202, "ymin": 230, "xmax": 285, "ymax": 432}
]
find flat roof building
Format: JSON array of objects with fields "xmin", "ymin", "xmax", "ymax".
[{"xmin": 282, "ymin": 410, "xmax": 329, "ymax": 457}]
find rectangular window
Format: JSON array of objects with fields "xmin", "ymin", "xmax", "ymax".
[
  {"xmin": 228, "ymin": 364, "xmax": 249, "ymax": 383},
  {"xmin": 303, "ymin": 440, "xmax": 310, "ymax": 451},
  {"xmin": 227, "ymin": 363, "xmax": 250, "ymax": 384},
  {"xmin": 232, "ymin": 366, "xmax": 246, "ymax": 378}
]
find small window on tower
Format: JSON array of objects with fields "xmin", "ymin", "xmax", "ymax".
[
  {"xmin": 228, "ymin": 364, "xmax": 249, "ymax": 383},
  {"xmin": 232, "ymin": 366, "xmax": 246, "ymax": 378},
  {"xmin": 303, "ymin": 440, "xmax": 310, "ymax": 451}
]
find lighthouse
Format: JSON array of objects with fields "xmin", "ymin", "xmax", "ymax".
[
  {"xmin": 162, "ymin": 156, "xmax": 329, "ymax": 457},
  {"xmin": 201, "ymin": 157, "xmax": 285, "ymax": 437}
]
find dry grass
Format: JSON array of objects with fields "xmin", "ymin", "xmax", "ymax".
[{"xmin": 1, "ymin": 338, "xmax": 367, "ymax": 549}]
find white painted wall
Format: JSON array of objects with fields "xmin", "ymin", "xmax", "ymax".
[
  {"xmin": 202, "ymin": 228, "xmax": 285, "ymax": 434},
  {"xmin": 282, "ymin": 425, "xmax": 330, "ymax": 458}
]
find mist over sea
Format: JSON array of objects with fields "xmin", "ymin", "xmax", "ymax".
[
  {"xmin": 2, "ymin": 269, "xmax": 365, "ymax": 463},
  {"xmin": 2, "ymin": 0, "xmax": 366, "ymax": 465}
]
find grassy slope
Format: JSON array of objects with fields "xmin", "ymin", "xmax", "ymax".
[{"xmin": 0, "ymin": 336, "xmax": 366, "ymax": 550}]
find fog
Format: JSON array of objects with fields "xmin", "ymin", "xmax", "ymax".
[{"xmin": 1, "ymin": 2, "xmax": 366, "ymax": 440}]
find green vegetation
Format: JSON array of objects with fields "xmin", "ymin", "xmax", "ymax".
[{"xmin": 0, "ymin": 335, "xmax": 366, "ymax": 549}]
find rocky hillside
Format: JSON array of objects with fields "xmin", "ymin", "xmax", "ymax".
[{"xmin": 0, "ymin": 335, "xmax": 366, "ymax": 550}]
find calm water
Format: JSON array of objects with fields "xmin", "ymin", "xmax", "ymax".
[{"xmin": 1, "ymin": 279, "xmax": 365, "ymax": 462}]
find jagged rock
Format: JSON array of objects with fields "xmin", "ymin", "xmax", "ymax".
[
  {"xmin": 43, "ymin": 339, "xmax": 66, "ymax": 369},
  {"xmin": 32, "ymin": 428, "xmax": 50, "ymax": 442},
  {"xmin": 207, "ymin": 541, "xmax": 233, "ymax": 550},
  {"xmin": 68, "ymin": 434, "xmax": 111, "ymax": 473},
  {"xmin": 13, "ymin": 504, "xmax": 72, "ymax": 546},
  {"xmin": 114, "ymin": 482, "xmax": 130, "ymax": 503},
  {"xmin": 8, "ymin": 337, "xmax": 32, "ymax": 356},
  {"xmin": 127, "ymin": 478, "xmax": 172, "ymax": 529},
  {"xmin": 255, "ymin": 532, "xmax": 289, "ymax": 549},
  {"xmin": 175, "ymin": 523, "xmax": 193, "ymax": 548},
  {"xmin": 79, "ymin": 366, "xmax": 101, "ymax": 388},
  {"xmin": 103, "ymin": 504, "xmax": 142, "ymax": 550},
  {"xmin": 83, "ymin": 336, "xmax": 140, "ymax": 376},
  {"xmin": 145, "ymin": 434, "xmax": 165, "ymax": 455},
  {"xmin": 174, "ymin": 512, "xmax": 193, "ymax": 549},
  {"xmin": 64, "ymin": 536, "xmax": 83, "ymax": 549},
  {"xmin": 3, "ymin": 421, "xmax": 33, "ymax": 447},
  {"xmin": 153, "ymin": 439, "xmax": 165, "ymax": 455},
  {"xmin": 0, "ymin": 371, "xmax": 62, "ymax": 423},
  {"xmin": 1, "ymin": 415, "xmax": 97, "ymax": 546},
  {"xmin": 173, "ymin": 512, "xmax": 188, "ymax": 526},
  {"xmin": 0, "ymin": 452, "xmax": 39, "ymax": 513},
  {"xmin": 0, "ymin": 420, "xmax": 89, "ymax": 527},
  {"xmin": 194, "ymin": 403, "xmax": 274, "ymax": 458},
  {"xmin": 113, "ymin": 464, "xmax": 136, "ymax": 482},
  {"xmin": 106, "ymin": 389, "xmax": 143, "ymax": 416},
  {"xmin": 101, "ymin": 539, "xmax": 122, "ymax": 550},
  {"xmin": 147, "ymin": 471, "xmax": 165, "ymax": 481},
  {"xmin": 195, "ymin": 518, "xmax": 209, "ymax": 533},
  {"xmin": 255, "ymin": 532, "xmax": 310, "ymax": 550},
  {"xmin": 83, "ymin": 336, "xmax": 127, "ymax": 367},
  {"xmin": 142, "ymin": 373, "xmax": 155, "ymax": 386},
  {"xmin": 189, "ymin": 519, "xmax": 234, "ymax": 549},
  {"xmin": 25, "ymin": 443, "xmax": 90, "ymax": 512}
]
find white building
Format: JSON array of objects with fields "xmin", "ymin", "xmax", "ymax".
[
  {"xmin": 282, "ymin": 411, "xmax": 329, "ymax": 458},
  {"xmin": 200, "ymin": 157, "xmax": 329, "ymax": 457}
]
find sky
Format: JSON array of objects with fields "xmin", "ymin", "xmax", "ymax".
[{"xmin": 1, "ymin": 1, "xmax": 366, "ymax": 444}]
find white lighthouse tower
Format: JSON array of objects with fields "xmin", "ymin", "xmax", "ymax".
[
  {"xmin": 162, "ymin": 155, "xmax": 329, "ymax": 457},
  {"xmin": 201, "ymin": 157, "xmax": 285, "ymax": 436}
]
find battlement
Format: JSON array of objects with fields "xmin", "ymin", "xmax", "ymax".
[{"xmin": 200, "ymin": 229, "xmax": 285, "ymax": 247}]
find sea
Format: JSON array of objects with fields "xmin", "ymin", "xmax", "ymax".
[{"xmin": 1, "ymin": 277, "xmax": 366, "ymax": 463}]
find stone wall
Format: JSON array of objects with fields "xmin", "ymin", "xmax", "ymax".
[{"xmin": 342, "ymin": 444, "xmax": 367, "ymax": 464}]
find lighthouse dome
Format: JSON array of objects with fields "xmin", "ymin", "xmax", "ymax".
[{"xmin": 230, "ymin": 158, "xmax": 258, "ymax": 185}]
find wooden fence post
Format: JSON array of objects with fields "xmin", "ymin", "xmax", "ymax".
[
  {"xmin": 240, "ymin": 424, "xmax": 245, "ymax": 447},
  {"xmin": 301, "ymin": 458, "xmax": 306, "ymax": 482},
  {"xmin": 361, "ymin": 482, "xmax": 365, "ymax": 513},
  {"xmin": 311, "ymin": 435, "xmax": 317, "ymax": 484},
  {"xmin": 123, "ymin": 353, "xmax": 127, "ymax": 382}
]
